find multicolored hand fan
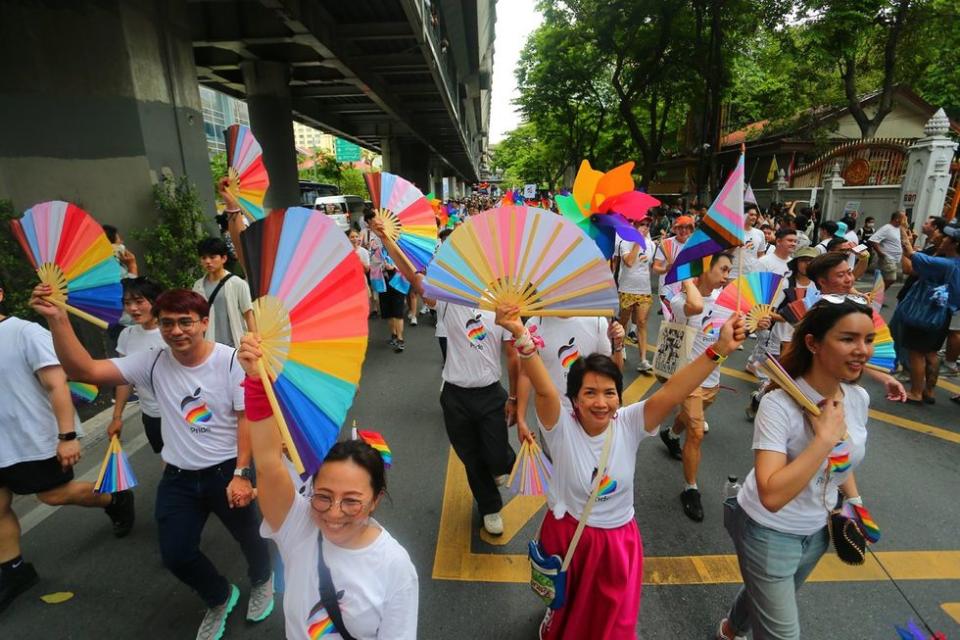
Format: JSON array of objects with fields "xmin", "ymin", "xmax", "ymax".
[
  {"xmin": 68, "ymin": 381, "xmax": 98, "ymax": 405},
  {"xmin": 868, "ymin": 269, "xmax": 885, "ymax": 312},
  {"xmin": 508, "ymin": 439, "xmax": 553, "ymax": 496},
  {"xmin": 10, "ymin": 201, "xmax": 123, "ymax": 329},
  {"xmin": 714, "ymin": 272, "xmax": 785, "ymax": 331},
  {"xmin": 93, "ymin": 436, "xmax": 138, "ymax": 494},
  {"xmin": 224, "ymin": 124, "xmax": 269, "ymax": 223},
  {"xmin": 241, "ymin": 207, "xmax": 369, "ymax": 476},
  {"xmin": 423, "ymin": 206, "xmax": 619, "ymax": 317},
  {"xmin": 364, "ymin": 172, "xmax": 437, "ymax": 271},
  {"xmin": 895, "ymin": 619, "xmax": 946, "ymax": 640}
]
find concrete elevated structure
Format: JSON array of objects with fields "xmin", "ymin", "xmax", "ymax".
[{"xmin": 0, "ymin": 0, "xmax": 494, "ymax": 233}]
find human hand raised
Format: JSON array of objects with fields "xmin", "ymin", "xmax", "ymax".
[
  {"xmin": 237, "ymin": 334, "xmax": 263, "ymax": 379},
  {"xmin": 807, "ymin": 397, "xmax": 847, "ymax": 445},
  {"xmin": 714, "ymin": 312, "xmax": 746, "ymax": 356},
  {"xmin": 494, "ymin": 304, "xmax": 524, "ymax": 338},
  {"xmin": 30, "ymin": 284, "xmax": 67, "ymax": 321}
]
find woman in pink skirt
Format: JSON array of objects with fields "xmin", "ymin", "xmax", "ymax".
[{"xmin": 495, "ymin": 305, "xmax": 746, "ymax": 639}]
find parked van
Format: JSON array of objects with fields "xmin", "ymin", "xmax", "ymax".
[{"xmin": 314, "ymin": 195, "xmax": 365, "ymax": 231}]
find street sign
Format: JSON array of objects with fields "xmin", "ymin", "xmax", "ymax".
[{"xmin": 334, "ymin": 138, "xmax": 361, "ymax": 162}]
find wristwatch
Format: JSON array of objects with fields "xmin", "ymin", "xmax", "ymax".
[
  {"xmin": 57, "ymin": 431, "xmax": 78, "ymax": 441},
  {"xmin": 233, "ymin": 467, "xmax": 253, "ymax": 481}
]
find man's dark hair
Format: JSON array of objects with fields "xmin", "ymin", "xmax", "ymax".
[
  {"xmin": 825, "ymin": 237, "xmax": 848, "ymax": 252},
  {"xmin": 153, "ymin": 289, "xmax": 210, "ymax": 319},
  {"xmin": 122, "ymin": 277, "xmax": 163, "ymax": 304},
  {"xmin": 807, "ymin": 252, "xmax": 849, "ymax": 284},
  {"xmin": 821, "ymin": 221, "xmax": 839, "ymax": 236},
  {"xmin": 775, "ymin": 227, "xmax": 797, "ymax": 240},
  {"xmin": 102, "ymin": 224, "xmax": 119, "ymax": 244},
  {"xmin": 197, "ymin": 237, "xmax": 229, "ymax": 258},
  {"xmin": 928, "ymin": 216, "xmax": 946, "ymax": 234}
]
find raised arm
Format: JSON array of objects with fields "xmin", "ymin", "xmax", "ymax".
[
  {"xmin": 494, "ymin": 305, "xmax": 561, "ymax": 429},
  {"xmin": 236, "ymin": 334, "xmax": 295, "ymax": 531},
  {"xmin": 643, "ymin": 312, "xmax": 745, "ymax": 429},
  {"xmin": 30, "ymin": 284, "xmax": 127, "ymax": 386},
  {"xmin": 369, "ymin": 218, "xmax": 429, "ymax": 300},
  {"xmin": 681, "ymin": 278, "xmax": 704, "ymax": 317}
]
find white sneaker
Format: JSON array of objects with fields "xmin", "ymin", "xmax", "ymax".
[
  {"xmin": 196, "ymin": 584, "xmax": 239, "ymax": 640},
  {"xmin": 409, "ymin": 315, "xmax": 418, "ymax": 326},
  {"xmin": 494, "ymin": 474, "xmax": 510, "ymax": 487},
  {"xmin": 246, "ymin": 575, "xmax": 274, "ymax": 622},
  {"xmin": 483, "ymin": 512, "xmax": 504, "ymax": 536},
  {"xmin": 703, "ymin": 421, "xmax": 709, "ymax": 433},
  {"xmin": 636, "ymin": 360, "xmax": 653, "ymax": 373}
]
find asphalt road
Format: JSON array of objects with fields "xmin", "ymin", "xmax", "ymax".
[{"xmin": 3, "ymin": 293, "xmax": 960, "ymax": 639}]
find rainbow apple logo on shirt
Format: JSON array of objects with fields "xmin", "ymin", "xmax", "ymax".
[
  {"xmin": 591, "ymin": 467, "xmax": 617, "ymax": 500},
  {"xmin": 465, "ymin": 315, "xmax": 487, "ymax": 349},
  {"xmin": 308, "ymin": 591, "xmax": 345, "ymax": 638},
  {"xmin": 557, "ymin": 338, "xmax": 581, "ymax": 371},
  {"xmin": 180, "ymin": 387, "xmax": 212, "ymax": 426}
]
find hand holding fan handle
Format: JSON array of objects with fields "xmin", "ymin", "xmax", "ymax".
[
  {"xmin": 30, "ymin": 281, "xmax": 110, "ymax": 330},
  {"xmin": 255, "ymin": 359, "xmax": 306, "ymax": 475}
]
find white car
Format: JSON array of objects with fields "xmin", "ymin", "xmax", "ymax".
[{"xmin": 313, "ymin": 196, "xmax": 352, "ymax": 232}]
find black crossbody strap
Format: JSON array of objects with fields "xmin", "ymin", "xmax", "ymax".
[
  {"xmin": 314, "ymin": 534, "xmax": 357, "ymax": 640},
  {"xmin": 207, "ymin": 273, "xmax": 234, "ymax": 307}
]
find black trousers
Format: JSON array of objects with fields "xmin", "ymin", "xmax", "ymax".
[{"xmin": 440, "ymin": 381, "xmax": 516, "ymax": 516}]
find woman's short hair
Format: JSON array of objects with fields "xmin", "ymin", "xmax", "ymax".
[
  {"xmin": 566, "ymin": 353, "xmax": 623, "ymax": 402},
  {"xmin": 122, "ymin": 277, "xmax": 163, "ymax": 304},
  {"xmin": 319, "ymin": 439, "xmax": 387, "ymax": 495},
  {"xmin": 153, "ymin": 289, "xmax": 210, "ymax": 319}
]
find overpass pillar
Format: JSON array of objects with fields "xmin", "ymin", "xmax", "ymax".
[
  {"xmin": 0, "ymin": 0, "xmax": 213, "ymax": 237},
  {"xmin": 380, "ymin": 137, "xmax": 431, "ymax": 194},
  {"xmin": 241, "ymin": 61, "xmax": 300, "ymax": 208}
]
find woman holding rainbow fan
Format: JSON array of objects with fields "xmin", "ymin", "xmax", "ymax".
[
  {"xmin": 495, "ymin": 303, "xmax": 746, "ymax": 639},
  {"xmin": 237, "ymin": 335, "xmax": 418, "ymax": 640}
]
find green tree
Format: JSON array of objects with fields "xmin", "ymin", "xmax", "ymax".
[
  {"xmin": 133, "ymin": 177, "xmax": 206, "ymax": 290},
  {"xmin": 0, "ymin": 199, "xmax": 39, "ymax": 320}
]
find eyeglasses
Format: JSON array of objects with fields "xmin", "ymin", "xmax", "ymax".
[
  {"xmin": 310, "ymin": 494, "xmax": 367, "ymax": 516},
  {"xmin": 159, "ymin": 317, "xmax": 201, "ymax": 331},
  {"xmin": 816, "ymin": 293, "xmax": 870, "ymax": 308}
]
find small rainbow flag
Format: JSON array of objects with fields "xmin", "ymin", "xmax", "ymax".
[
  {"xmin": 356, "ymin": 429, "xmax": 392, "ymax": 468},
  {"xmin": 93, "ymin": 436, "xmax": 138, "ymax": 494},
  {"xmin": 828, "ymin": 440, "xmax": 851, "ymax": 474},
  {"xmin": 851, "ymin": 503, "xmax": 880, "ymax": 544},
  {"xmin": 68, "ymin": 381, "xmax": 98, "ymax": 404}
]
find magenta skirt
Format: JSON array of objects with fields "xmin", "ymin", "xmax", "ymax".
[{"xmin": 538, "ymin": 512, "xmax": 643, "ymax": 640}]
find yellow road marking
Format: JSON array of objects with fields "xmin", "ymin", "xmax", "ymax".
[
  {"xmin": 938, "ymin": 378, "xmax": 960, "ymax": 394},
  {"xmin": 433, "ymin": 446, "xmax": 960, "ymax": 583},
  {"xmin": 479, "ymin": 496, "xmax": 545, "ymax": 546},
  {"xmin": 942, "ymin": 603, "xmax": 960, "ymax": 625}
]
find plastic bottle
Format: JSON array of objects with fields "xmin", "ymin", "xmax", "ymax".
[{"xmin": 722, "ymin": 475, "xmax": 741, "ymax": 502}]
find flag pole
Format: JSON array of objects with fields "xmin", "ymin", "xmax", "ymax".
[{"xmin": 736, "ymin": 143, "xmax": 746, "ymax": 314}]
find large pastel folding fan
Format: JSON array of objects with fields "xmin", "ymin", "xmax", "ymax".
[
  {"xmin": 241, "ymin": 207, "xmax": 369, "ymax": 475},
  {"xmin": 10, "ymin": 201, "xmax": 123, "ymax": 329},
  {"xmin": 93, "ymin": 436, "xmax": 138, "ymax": 494},
  {"xmin": 715, "ymin": 271, "xmax": 785, "ymax": 332},
  {"xmin": 508, "ymin": 439, "xmax": 553, "ymax": 496},
  {"xmin": 224, "ymin": 124, "xmax": 269, "ymax": 222},
  {"xmin": 364, "ymin": 172, "xmax": 437, "ymax": 271},
  {"xmin": 423, "ymin": 206, "xmax": 619, "ymax": 317}
]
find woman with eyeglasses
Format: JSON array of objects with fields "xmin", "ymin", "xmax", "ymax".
[
  {"xmin": 237, "ymin": 336, "xmax": 418, "ymax": 640},
  {"xmin": 716, "ymin": 296, "xmax": 876, "ymax": 640}
]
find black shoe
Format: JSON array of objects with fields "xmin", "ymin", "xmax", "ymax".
[
  {"xmin": 388, "ymin": 335, "xmax": 398, "ymax": 347},
  {"xmin": 393, "ymin": 339, "xmax": 405, "ymax": 353},
  {"xmin": 105, "ymin": 490, "xmax": 135, "ymax": 538},
  {"xmin": 659, "ymin": 429, "xmax": 682, "ymax": 460},
  {"xmin": 745, "ymin": 391, "xmax": 761, "ymax": 420},
  {"xmin": 681, "ymin": 488, "xmax": 704, "ymax": 522},
  {"xmin": 627, "ymin": 330, "xmax": 638, "ymax": 342},
  {"xmin": 0, "ymin": 562, "xmax": 38, "ymax": 615}
]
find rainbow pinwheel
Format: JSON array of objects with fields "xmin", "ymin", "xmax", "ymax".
[
  {"xmin": 68, "ymin": 381, "xmax": 98, "ymax": 405},
  {"xmin": 241, "ymin": 207, "xmax": 369, "ymax": 475},
  {"xmin": 423, "ymin": 206, "xmax": 619, "ymax": 317},
  {"xmin": 365, "ymin": 172, "xmax": 437, "ymax": 271},
  {"xmin": 93, "ymin": 436, "xmax": 138, "ymax": 494},
  {"xmin": 508, "ymin": 439, "xmax": 552, "ymax": 496},
  {"xmin": 10, "ymin": 201, "xmax": 123, "ymax": 329},
  {"xmin": 555, "ymin": 160, "xmax": 651, "ymax": 259},
  {"xmin": 714, "ymin": 272, "xmax": 785, "ymax": 331},
  {"xmin": 224, "ymin": 124, "xmax": 269, "ymax": 222}
]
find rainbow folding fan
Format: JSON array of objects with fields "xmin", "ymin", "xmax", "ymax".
[
  {"xmin": 555, "ymin": 160, "xmax": 648, "ymax": 259},
  {"xmin": 93, "ymin": 436, "xmax": 138, "ymax": 494},
  {"xmin": 365, "ymin": 172, "xmax": 437, "ymax": 271},
  {"xmin": 802, "ymin": 289, "xmax": 895, "ymax": 372},
  {"xmin": 868, "ymin": 270, "xmax": 885, "ymax": 312},
  {"xmin": 10, "ymin": 201, "xmax": 123, "ymax": 329},
  {"xmin": 68, "ymin": 381, "xmax": 98, "ymax": 405},
  {"xmin": 423, "ymin": 206, "xmax": 619, "ymax": 317},
  {"xmin": 508, "ymin": 439, "xmax": 553, "ymax": 496},
  {"xmin": 224, "ymin": 124, "xmax": 269, "ymax": 222},
  {"xmin": 241, "ymin": 207, "xmax": 369, "ymax": 475},
  {"xmin": 715, "ymin": 272, "xmax": 785, "ymax": 331}
]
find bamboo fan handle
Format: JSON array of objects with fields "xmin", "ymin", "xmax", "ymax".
[
  {"xmin": 44, "ymin": 296, "xmax": 109, "ymax": 330},
  {"xmin": 256, "ymin": 359, "xmax": 306, "ymax": 474}
]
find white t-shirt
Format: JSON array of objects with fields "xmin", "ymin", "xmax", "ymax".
[
  {"xmin": 262, "ymin": 499, "xmax": 418, "ymax": 640},
  {"xmin": 869, "ymin": 224, "xmax": 903, "ymax": 264},
  {"xmin": 440, "ymin": 306, "xmax": 509, "ymax": 388},
  {"xmin": 654, "ymin": 236, "xmax": 685, "ymax": 290},
  {"xmin": 732, "ymin": 228, "xmax": 767, "ymax": 277},
  {"xmin": 433, "ymin": 301, "xmax": 449, "ymax": 339},
  {"xmin": 0, "ymin": 317, "xmax": 79, "ymax": 467},
  {"xmin": 738, "ymin": 379, "xmax": 869, "ymax": 536},
  {"xmin": 669, "ymin": 289, "xmax": 722, "ymax": 388},
  {"xmin": 617, "ymin": 238, "xmax": 655, "ymax": 294},
  {"xmin": 525, "ymin": 317, "xmax": 612, "ymax": 404},
  {"xmin": 111, "ymin": 343, "xmax": 244, "ymax": 470},
  {"xmin": 354, "ymin": 246, "xmax": 371, "ymax": 269},
  {"xmin": 116, "ymin": 325, "xmax": 166, "ymax": 418},
  {"xmin": 758, "ymin": 252, "xmax": 792, "ymax": 277},
  {"xmin": 539, "ymin": 402, "xmax": 654, "ymax": 528}
]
